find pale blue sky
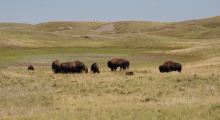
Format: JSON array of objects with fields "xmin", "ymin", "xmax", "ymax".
[{"xmin": 0, "ymin": 0, "xmax": 219, "ymax": 24}]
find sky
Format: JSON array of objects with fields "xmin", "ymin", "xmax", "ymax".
[{"xmin": 0, "ymin": 0, "xmax": 220, "ymax": 24}]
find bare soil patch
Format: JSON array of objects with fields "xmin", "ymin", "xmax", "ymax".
[
  {"xmin": 94, "ymin": 23, "xmax": 116, "ymax": 33},
  {"xmin": 52, "ymin": 23, "xmax": 116, "ymax": 40}
]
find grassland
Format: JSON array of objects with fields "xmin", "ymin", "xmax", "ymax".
[{"xmin": 0, "ymin": 16, "xmax": 220, "ymax": 120}]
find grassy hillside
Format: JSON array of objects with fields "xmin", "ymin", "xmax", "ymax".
[
  {"xmin": 0, "ymin": 16, "xmax": 220, "ymax": 119},
  {"xmin": 148, "ymin": 15, "xmax": 220, "ymax": 38},
  {"xmin": 0, "ymin": 23, "xmax": 32, "ymax": 29},
  {"xmin": 29, "ymin": 21, "xmax": 109, "ymax": 32},
  {"xmin": 113, "ymin": 21, "xmax": 167, "ymax": 33}
]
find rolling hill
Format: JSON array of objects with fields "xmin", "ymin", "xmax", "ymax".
[{"xmin": 0, "ymin": 15, "xmax": 219, "ymax": 67}]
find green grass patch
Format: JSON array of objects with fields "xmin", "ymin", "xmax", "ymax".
[{"xmin": 0, "ymin": 47, "xmax": 146, "ymax": 67}]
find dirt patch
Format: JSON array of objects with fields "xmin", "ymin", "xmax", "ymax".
[
  {"xmin": 94, "ymin": 23, "xmax": 116, "ymax": 33},
  {"xmin": 52, "ymin": 24, "xmax": 116, "ymax": 40}
]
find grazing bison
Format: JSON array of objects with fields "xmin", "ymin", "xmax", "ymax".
[
  {"xmin": 61, "ymin": 62, "xmax": 78, "ymax": 73},
  {"xmin": 83, "ymin": 66, "xmax": 88, "ymax": 73},
  {"xmin": 52, "ymin": 60, "xmax": 61, "ymax": 74},
  {"xmin": 107, "ymin": 58, "xmax": 130, "ymax": 71},
  {"xmin": 125, "ymin": 72, "xmax": 134, "ymax": 76},
  {"xmin": 74, "ymin": 61, "xmax": 86, "ymax": 73},
  {"xmin": 159, "ymin": 65, "xmax": 168, "ymax": 73},
  {"xmin": 159, "ymin": 61, "xmax": 182, "ymax": 73},
  {"xmin": 91, "ymin": 62, "xmax": 100, "ymax": 73},
  {"xmin": 28, "ymin": 65, "xmax": 34, "ymax": 70}
]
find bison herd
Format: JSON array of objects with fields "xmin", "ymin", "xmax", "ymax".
[
  {"xmin": 28, "ymin": 58, "xmax": 182, "ymax": 75},
  {"xmin": 51, "ymin": 60, "xmax": 100, "ymax": 74},
  {"xmin": 51, "ymin": 58, "xmax": 129, "ymax": 74}
]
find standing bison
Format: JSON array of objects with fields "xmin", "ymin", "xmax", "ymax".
[
  {"xmin": 159, "ymin": 61, "xmax": 182, "ymax": 73},
  {"xmin": 74, "ymin": 61, "xmax": 86, "ymax": 73},
  {"xmin": 52, "ymin": 60, "xmax": 61, "ymax": 74},
  {"xmin": 91, "ymin": 62, "xmax": 100, "ymax": 73},
  {"xmin": 61, "ymin": 62, "xmax": 78, "ymax": 73},
  {"xmin": 28, "ymin": 65, "xmax": 34, "ymax": 70},
  {"xmin": 107, "ymin": 58, "xmax": 129, "ymax": 71}
]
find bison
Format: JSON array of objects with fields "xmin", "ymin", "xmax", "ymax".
[
  {"xmin": 159, "ymin": 61, "xmax": 182, "ymax": 73},
  {"xmin": 52, "ymin": 60, "xmax": 61, "ymax": 74},
  {"xmin": 28, "ymin": 65, "xmax": 34, "ymax": 70},
  {"xmin": 107, "ymin": 58, "xmax": 129, "ymax": 71},
  {"xmin": 61, "ymin": 62, "xmax": 78, "ymax": 73},
  {"xmin": 74, "ymin": 61, "xmax": 86, "ymax": 73},
  {"xmin": 83, "ymin": 66, "xmax": 88, "ymax": 73},
  {"xmin": 91, "ymin": 62, "xmax": 100, "ymax": 74},
  {"xmin": 125, "ymin": 72, "xmax": 134, "ymax": 76}
]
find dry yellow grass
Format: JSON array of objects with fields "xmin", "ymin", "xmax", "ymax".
[{"xmin": 0, "ymin": 67, "xmax": 220, "ymax": 119}]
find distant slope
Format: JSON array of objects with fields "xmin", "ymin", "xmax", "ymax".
[
  {"xmin": 26, "ymin": 15, "xmax": 220, "ymax": 39},
  {"xmin": 0, "ymin": 15, "xmax": 220, "ymax": 50},
  {"xmin": 29, "ymin": 21, "xmax": 109, "ymax": 32},
  {"xmin": 113, "ymin": 21, "xmax": 167, "ymax": 33},
  {"xmin": 0, "ymin": 23, "xmax": 32, "ymax": 29},
  {"xmin": 28, "ymin": 21, "xmax": 167, "ymax": 33},
  {"xmin": 148, "ymin": 15, "xmax": 220, "ymax": 38}
]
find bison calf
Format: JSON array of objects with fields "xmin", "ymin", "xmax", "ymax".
[
  {"xmin": 125, "ymin": 72, "xmax": 134, "ymax": 76},
  {"xmin": 28, "ymin": 65, "xmax": 34, "ymax": 70}
]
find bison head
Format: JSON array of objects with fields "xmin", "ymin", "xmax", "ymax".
[
  {"xmin": 159, "ymin": 65, "xmax": 165, "ymax": 73},
  {"xmin": 107, "ymin": 61, "xmax": 112, "ymax": 68}
]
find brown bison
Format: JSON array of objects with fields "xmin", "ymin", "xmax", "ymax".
[
  {"xmin": 52, "ymin": 60, "xmax": 61, "ymax": 74},
  {"xmin": 159, "ymin": 61, "xmax": 182, "ymax": 73},
  {"xmin": 91, "ymin": 62, "xmax": 100, "ymax": 73},
  {"xmin": 74, "ymin": 61, "xmax": 86, "ymax": 73},
  {"xmin": 28, "ymin": 65, "xmax": 34, "ymax": 70},
  {"xmin": 61, "ymin": 62, "xmax": 78, "ymax": 73},
  {"xmin": 83, "ymin": 66, "xmax": 88, "ymax": 73},
  {"xmin": 125, "ymin": 72, "xmax": 134, "ymax": 76},
  {"xmin": 107, "ymin": 58, "xmax": 129, "ymax": 71}
]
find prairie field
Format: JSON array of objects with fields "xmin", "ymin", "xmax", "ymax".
[{"xmin": 0, "ymin": 16, "xmax": 220, "ymax": 120}]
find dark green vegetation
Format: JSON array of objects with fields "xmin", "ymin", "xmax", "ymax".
[{"xmin": 0, "ymin": 16, "xmax": 220, "ymax": 119}]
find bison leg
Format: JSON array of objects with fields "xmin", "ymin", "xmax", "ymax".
[
  {"xmin": 115, "ymin": 67, "xmax": 118, "ymax": 71},
  {"xmin": 111, "ymin": 66, "xmax": 117, "ymax": 71}
]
